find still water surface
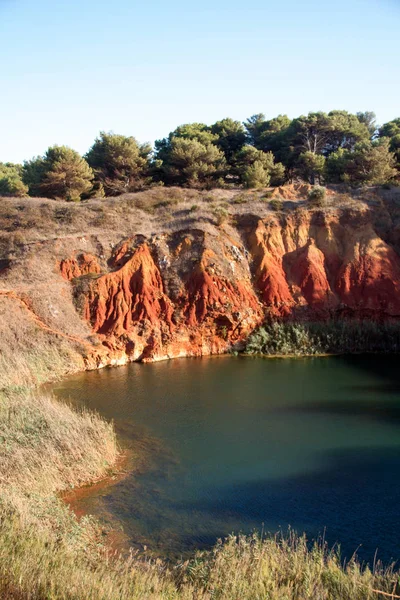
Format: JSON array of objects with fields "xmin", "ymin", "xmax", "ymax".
[{"xmin": 52, "ymin": 355, "xmax": 400, "ymax": 563}]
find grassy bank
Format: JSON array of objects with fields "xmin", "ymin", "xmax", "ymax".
[{"xmin": 244, "ymin": 320, "xmax": 400, "ymax": 356}]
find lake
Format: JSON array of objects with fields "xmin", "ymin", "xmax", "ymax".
[{"xmin": 52, "ymin": 354, "xmax": 400, "ymax": 564}]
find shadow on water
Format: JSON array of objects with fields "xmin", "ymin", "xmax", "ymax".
[
  {"xmin": 281, "ymin": 395, "xmax": 400, "ymax": 424},
  {"xmin": 97, "ymin": 444, "xmax": 400, "ymax": 564},
  {"xmin": 338, "ymin": 354, "xmax": 400, "ymax": 387},
  {"xmin": 279, "ymin": 354, "xmax": 400, "ymax": 424}
]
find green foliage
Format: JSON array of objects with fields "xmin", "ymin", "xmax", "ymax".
[
  {"xmin": 326, "ymin": 139, "xmax": 397, "ymax": 185},
  {"xmin": 242, "ymin": 160, "xmax": 271, "ymax": 188},
  {"xmin": 169, "ymin": 122, "xmax": 217, "ymax": 145},
  {"xmin": 269, "ymin": 198, "xmax": 283, "ymax": 211},
  {"xmin": 236, "ymin": 145, "xmax": 285, "ymax": 187},
  {"xmin": 154, "ymin": 122, "xmax": 227, "ymax": 187},
  {"xmin": 244, "ymin": 114, "xmax": 292, "ymax": 164},
  {"xmin": 356, "ymin": 111, "xmax": 377, "ymax": 136},
  {"xmin": 297, "ymin": 151, "xmax": 326, "ymax": 184},
  {"xmin": 245, "ymin": 320, "xmax": 400, "ymax": 355},
  {"xmin": 325, "ymin": 110, "xmax": 371, "ymax": 152},
  {"xmin": 379, "ymin": 118, "xmax": 400, "ymax": 162},
  {"xmin": 232, "ymin": 193, "xmax": 249, "ymax": 204},
  {"xmin": 285, "ymin": 111, "xmax": 370, "ymax": 169},
  {"xmin": 211, "ymin": 118, "xmax": 247, "ymax": 161},
  {"xmin": 324, "ymin": 147, "xmax": 348, "ymax": 183},
  {"xmin": 158, "ymin": 137, "xmax": 226, "ymax": 188},
  {"xmin": 308, "ymin": 185, "xmax": 327, "ymax": 206},
  {"xmin": 0, "ymin": 163, "xmax": 28, "ymax": 196},
  {"xmin": 243, "ymin": 113, "xmax": 267, "ymax": 147},
  {"xmin": 23, "ymin": 146, "xmax": 93, "ymax": 201},
  {"xmin": 86, "ymin": 132, "xmax": 150, "ymax": 195},
  {"xmin": 212, "ymin": 205, "xmax": 229, "ymax": 225},
  {"xmin": 4, "ymin": 109, "xmax": 399, "ymax": 198},
  {"xmin": 244, "ymin": 111, "xmax": 371, "ymax": 181},
  {"xmin": 22, "ymin": 155, "xmax": 47, "ymax": 196}
]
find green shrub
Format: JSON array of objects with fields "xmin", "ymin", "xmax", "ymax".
[
  {"xmin": 232, "ymin": 193, "xmax": 248, "ymax": 204},
  {"xmin": 245, "ymin": 320, "xmax": 400, "ymax": 355},
  {"xmin": 154, "ymin": 198, "xmax": 179, "ymax": 209},
  {"xmin": 262, "ymin": 190, "xmax": 274, "ymax": 200},
  {"xmin": 213, "ymin": 206, "xmax": 229, "ymax": 225},
  {"xmin": 269, "ymin": 198, "xmax": 283, "ymax": 211},
  {"xmin": 308, "ymin": 186, "xmax": 327, "ymax": 206}
]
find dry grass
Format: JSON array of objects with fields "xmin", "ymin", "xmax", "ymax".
[
  {"xmin": 0, "ymin": 390, "xmax": 118, "ymax": 494},
  {"xmin": 0, "ymin": 517, "xmax": 399, "ymax": 600},
  {"xmin": 0, "ymin": 386, "xmax": 124, "ymax": 598},
  {"xmin": 177, "ymin": 533, "xmax": 400, "ymax": 600},
  {"xmin": 0, "ymin": 296, "xmax": 85, "ymax": 390},
  {"xmin": 0, "ymin": 184, "xmax": 377, "ymax": 249}
]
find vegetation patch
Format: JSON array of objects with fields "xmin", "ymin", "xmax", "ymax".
[
  {"xmin": 269, "ymin": 197, "xmax": 284, "ymax": 211},
  {"xmin": 308, "ymin": 185, "xmax": 327, "ymax": 206},
  {"xmin": 244, "ymin": 320, "xmax": 400, "ymax": 356}
]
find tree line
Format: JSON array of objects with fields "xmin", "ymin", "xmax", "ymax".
[{"xmin": 1, "ymin": 110, "xmax": 399, "ymax": 201}]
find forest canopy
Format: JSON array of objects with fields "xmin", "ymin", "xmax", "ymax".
[{"xmin": 2, "ymin": 110, "xmax": 399, "ymax": 201}]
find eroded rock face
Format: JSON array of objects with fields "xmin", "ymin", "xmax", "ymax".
[
  {"xmin": 59, "ymin": 254, "xmax": 101, "ymax": 280},
  {"xmin": 59, "ymin": 207, "xmax": 400, "ymax": 365},
  {"xmin": 69, "ymin": 231, "xmax": 263, "ymax": 362}
]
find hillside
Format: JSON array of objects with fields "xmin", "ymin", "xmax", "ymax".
[{"xmin": 1, "ymin": 183, "xmax": 400, "ymax": 387}]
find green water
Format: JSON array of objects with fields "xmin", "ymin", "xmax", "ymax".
[{"xmin": 52, "ymin": 355, "xmax": 400, "ymax": 563}]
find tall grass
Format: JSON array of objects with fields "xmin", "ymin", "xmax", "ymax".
[
  {"xmin": 0, "ymin": 390, "xmax": 118, "ymax": 494},
  {"xmin": 177, "ymin": 533, "xmax": 400, "ymax": 600},
  {"xmin": 244, "ymin": 320, "xmax": 400, "ymax": 356},
  {"xmin": 0, "ymin": 521, "xmax": 399, "ymax": 599}
]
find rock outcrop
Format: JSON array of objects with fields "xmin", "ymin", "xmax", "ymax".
[
  {"xmin": 56, "ymin": 206, "xmax": 400, "ymax": 365},
  {"xmin": 59, "ymin": 254, "xmax": 101, "ymax": 281}
]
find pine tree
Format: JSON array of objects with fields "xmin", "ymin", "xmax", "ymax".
[
  {"xmin": 24, "ymin": 146, "xmax": 94, "ymax": 201},
  {"xmin": 86, "ymin": 132, "xmax": 151, "ymax": 195}
]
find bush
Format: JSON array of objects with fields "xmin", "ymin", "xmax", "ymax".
[
  {"xmin": 232, "ymin": 193, "xmax": 248, "ymax": 204},
  {"xmin": 308, "ymin": 186, "xmax": 327, "ymax": 206},
  {"xmin": 269, "ymin": 198, "xmax": 283, "ymax": 211},
  {"xmin": 245, "ymin": 320, "xmax": 400, "ymax": 356},
  {"xmin": 23, "ymin": 147, "xmax": 94, "ymax": 201},
  {"xmin": 213, "ymin": 206, "xmax": 229, "ymax": 225},
  {"xmin": 262, "ymin": 190, "xmax": 274, "ymax": 200}
]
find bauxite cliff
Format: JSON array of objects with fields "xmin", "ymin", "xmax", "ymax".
[{"xmin": 1, "ymin": 184, "xmax": 400, "ymax": 376}]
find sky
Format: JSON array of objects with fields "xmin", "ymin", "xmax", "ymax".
[{"xmin": 0, "ymin": 0, "xmax": 399, "ymax": 163}]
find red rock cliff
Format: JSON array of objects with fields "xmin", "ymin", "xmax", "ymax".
[{"xmin": 57, "ymin": 204, "xmax": 400, "ymax": 365}]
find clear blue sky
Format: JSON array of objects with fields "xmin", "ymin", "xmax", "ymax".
[{"xmin": 1, "ymin": 0, "xmax": 399, "ymax": 163}]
